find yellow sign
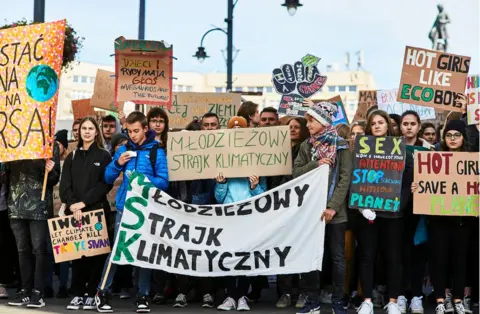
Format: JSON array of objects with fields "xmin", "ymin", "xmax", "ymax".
[{"xmin": 0, "ymin": 20, "xmax": 66, "ymax": 162}]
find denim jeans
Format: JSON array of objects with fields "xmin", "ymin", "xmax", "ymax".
[
  {"xmin": 46, "ymin": 236, "xmax": 69, "ymax": 289},
  {"xmin": 98, "ymin": 211, "xmax": 152, "ymax": 296},
  {"xmin": 304, "ymin": 223, "xmax": 346, "ymax": 303},
  {"xmin": 10, "ymin": 219, "xmax": 49, "ymax": 293}
]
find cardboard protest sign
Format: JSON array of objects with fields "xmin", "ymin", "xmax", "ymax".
[
  {"xmin": 397, "ymin": 46, "xmax": 470, "ymax": 112},
  {"xmin": 314, "ymin": 95, "xmax": 349, "ymax": 126},
  {"xmin": 71, "ymin": 98, "xmax": 94, "ymax": 121},
  {"xmin": 353, "ymin": 90, "xmax": 377, "ymax": 121},
  {"xmin": 107, "ymin": 177, "xmax": 122, "ymax": 211},
  {"xmin": 167, "ymin": 126, "xmax": 292, "ymax": 181},
  {"xmin": 48, "ymin": 209, "xmax": 110, "ymax": 263},
  {"xmin": 413, "ymin": 152, "xmax": 479, "ymax": 216},
  {"xmin": 111, "ymin": 167, "xmax": 328, "ymax": 276},
  {"xmin": 91, "ymin": 69, "xmax": 124, "ymax": 112},
  {"xmin": 114, "ymin": 37, "xmax": 173, "ymax": 108},
  {"xmin": 168, "ymin": 92, "xmax": 241, "ymax": 129},
  {"xmin": 0, "ymin": 20, "xmax": 66, "ymax": 162},
  {"xmin": 466, "ymin": 75, "xmax": 479, "ymax": 125},
  {"xmin": 349, "ymin": 136, "xmax": 406, "ymax": 212},
  {"xmin": 378, "ymin": 89, "xmax": 435, "ymax": 120},
  {"xmin": 272, "ymin": 54, "xmax": 327, "ymax": 116}
]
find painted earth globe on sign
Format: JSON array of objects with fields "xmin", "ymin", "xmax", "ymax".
[{"xmin": 26, "ymin": 65, "xmax": 59, "ymax": 102}]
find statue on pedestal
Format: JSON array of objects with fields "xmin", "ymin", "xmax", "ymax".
[{"xmin": 428, "ymin": 4, "xmax": 450, "ymax": 52}]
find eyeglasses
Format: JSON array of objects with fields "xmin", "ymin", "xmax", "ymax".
[
  {"xmin": 445, "ymin": 132, "xmax": 462, "ymax": 139},
  {"xmin": 150, "ymin": 119, "xmax": 164, "ymax": 126}
]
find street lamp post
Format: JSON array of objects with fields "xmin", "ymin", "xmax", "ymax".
[
  {"xmin": 194, "ymin": 0, "xmax": 301, "ymax": 91},
  {"xmin": 136, "ymin": 0, "xmax": 146, "ymax": 111},
  {"xmin": 34, "ymin": 0, "xmax": 45, "ymax": 23}
]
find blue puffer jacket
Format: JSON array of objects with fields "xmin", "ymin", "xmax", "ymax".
[
  {"xmin": 105, "ymin": 130, "xmax": 169, "ymax": 211},
  {"xmin": 214, "ymin": 177, "xmax": 267, "ymax": 204}
]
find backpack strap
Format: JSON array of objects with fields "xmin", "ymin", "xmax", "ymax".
[{"xmin": 149, "ymin": 144, "xmax": 160, "ymax": 175}]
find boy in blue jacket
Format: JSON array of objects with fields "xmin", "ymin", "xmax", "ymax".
[{"xmin": 96, "ymin": 111, "xmax": 168, "ymax": 314}]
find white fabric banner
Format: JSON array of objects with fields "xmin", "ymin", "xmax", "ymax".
[
  {"xmin": 378, "ymin": 89, "xmax": 436, "ymax": 120},
  {"xmin": 110, "ymin": 166, "xmax": 329, "ymax": 277}
]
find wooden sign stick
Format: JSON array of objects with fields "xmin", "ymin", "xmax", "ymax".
[{"xmin": 41, "ymin": 168, "xmax": 48, "ymax": 201}]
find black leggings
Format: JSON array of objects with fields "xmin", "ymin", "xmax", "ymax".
[
  {"xmin": 357, "ymin": 217, "xmax": 404, "ymax": 299},
  {"xmin": 428, "ymin": 217, "xmax": 473, "ymax": 300}
]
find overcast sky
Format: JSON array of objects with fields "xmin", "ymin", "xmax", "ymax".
[{"xmin": 4, "ymin": 0, "xmax": 479, "ymax": 89}]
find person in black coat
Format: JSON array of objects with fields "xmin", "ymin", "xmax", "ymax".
[{"xmin": 59, "ymin": 117, "xmax": 112, "ymax": 311}]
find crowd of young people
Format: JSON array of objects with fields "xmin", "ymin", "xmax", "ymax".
[{"xmin": 0, "ymin": 97, "xmax": 477, "ymax": 314}]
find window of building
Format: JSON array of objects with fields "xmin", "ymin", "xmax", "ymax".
[
  {"xmin": 338, "ymin": 85, "xmax": 346, "ymax": 92},
  {"xmin": 178, "ymin": 85, "xmax": 184, "ymax": 92},
  {"xmin": 73, "ymin": 75, "xmax": 79, "ymax": 83},
  {"xmin": 266, "ymin": 87, "xmax": 273, "ymax": 93},
  {"xmin": 328, "ymin": 86, "xmax": 336, "ymax": 92},
  {"xmin": 215, "ymin": 87, "xmax": 223, "ymax": 93},
  {"xmin": 235, "ymin": 87, "xmax": 243, "ymax": 92},
  {"xmin": 256, "ymin": 87, "xmax": 264, "ymax": 93},
  {"xmin": 248, "ymin": 87, "xmax": 255, "ymax": 92},
  {"xmin": 81, "ymin": 76, "xmax": 87, "ymax": 83},
  {"xmin": 186, "ymin": 85, "xmax": 193, "ymax": 92},
  {"xmin": 349, "ymin": 85, "xmax": 357, "ymax": 92},
  {"xmin": 90, "ymin": 77, "xmax": 95, "ymax": 84}
]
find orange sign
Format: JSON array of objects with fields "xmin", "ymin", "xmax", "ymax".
[
  {"xmin": 71, "ymin": 98, "xmax": 94, "ymax": 121},
  {"xmin": 0, "ymin": 20, "xmax": 66, "ymax": 162}
]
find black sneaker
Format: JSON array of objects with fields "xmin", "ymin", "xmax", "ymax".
[
  {"xmin": 136, "ymin": 295, "xmax": 150, "ymax": 313},
  {"xmin": 152, "ymin": 293, "xmax": 166, "ymax": 305},
  {"xmin": 66, "ymin": 296, "xmax": 84, "ymax": 310},
  {"xmin": 8, "ymin": 289, "xmax": 30, "ymax": 306},
  {"xmin": 202, "ymin": 294, "xmax": 214, "ymax": 308},
  {"xmin": 341, "ymin": 294, "xmax": 349, "ymax": 310},
  {"xmin": 27, "ymin": 290, "xmax": 46, "ymax": 308},
  {"xmin": 95, "ymin": 290, "xmax": 113, "ymax": 313}
]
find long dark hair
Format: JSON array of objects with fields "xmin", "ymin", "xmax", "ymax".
[
  {"xmin": 289, "ymin": 117, "xmax": 309, "ymax": 143},
  {"xmin": 365, "ymin": 110, "xmax": 394, "ymax": 137},
  {"xmin": 77, "ymin": 117, "xmax": 104, "ymax": 149},
  {"xmin": 147, "ymin": 107, "xmax": 169, "ymax": 148}
]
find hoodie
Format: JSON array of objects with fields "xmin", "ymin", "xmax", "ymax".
[
  {"xmin": 103, "ymin": 117, "xmax": 122, "ymax": 152},
  {"xmin": 104, "ymin": 130, "xmax": 169, "ymax": 211}
]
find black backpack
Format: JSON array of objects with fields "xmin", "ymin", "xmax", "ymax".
[{"xmin": 125, "ymin": 142, "xmax": 163, "ymax": 174}]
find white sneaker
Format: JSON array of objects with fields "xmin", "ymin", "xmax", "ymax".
[
  {"xmin": 67, "ymin": 296, "xmax": 84, "ymax": 310},
  {"xmin": 237, "ymin": 297, "xmax": 250, "ymax": 311},
  {"xmin": 357, "ymin": 300, "xmax": 374, "ymax": 314},
  {"xmin": 83, "ymin": 297, "xmax": 96, "ymax": 310},
  {"xmin": 410, "ymin": 296, "xmax": 424, "ymax": 314},
  {"xmin": 397, "ymin": 296, "xmax": 408, "ymax": 314},
  {"xmin": 385, "ymin": 302, "xmax": 402, "ymax": 314},
  {"xmin": 436, "ymin": 303, "xmax": 446, "ymax": 314},
  {"xmin": 454, "ymin": 302, "xmax": 466, "ymax": 314},
  {"xmin": 445, "ymin": 294, "xmax": 454, "ymax": 313},
  {"xmin": 0, "ymin": 286, "xmax": 9, "ymax": 299},
  {"xmin": 463, "ymin": 296, "xmax": 473, "ymax": 314},
  {"xmin": 217, "ymin": 297, "xmax": 236, "ymax": 311}
]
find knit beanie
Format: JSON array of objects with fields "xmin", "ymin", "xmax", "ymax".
[
  {"xmin": 55, "ymin": 129, "xmax": 69, "ymax": 151},
  {"xmin": 306, "ymin": 101, "xmax": 338, "ymax": 126},
  {"xmin": 227, "ymin": 116, "xmax": 248, "ymax": 129},
  {"xmin": 442, "ymin": 120, "xmax": 467, "ymax": 141}
]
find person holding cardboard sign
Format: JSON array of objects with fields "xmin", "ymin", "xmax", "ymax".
[
  {"xmin": 59, "ymin": 117, "xmax": 112, "ymax": 311},
  {"xmin": 411, "ymin": 120, "xmax": 475, "ymax": 314},
  {"xmin": 292, "ymin": 101, "xmax": 352, "ymax": 314},
  {"xmin": 353, "ymin": 110, "xmax": 404, "ymax": 314},
  {"xmin": 215, "ymin": 116, "xmax": 267, "ymax": 312}
]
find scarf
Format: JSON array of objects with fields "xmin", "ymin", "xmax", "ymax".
[{"xmin": 309, "ymin": 125, "xmax": 348, "ymax": 165}]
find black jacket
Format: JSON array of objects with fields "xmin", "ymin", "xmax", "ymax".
[
  {"xmin": 60, "ymin": 144, "xmax": 112, "ymax": 214},
  {"xmin": 7, "ymin": 143, "xmax": 61, "ymax": 220}
]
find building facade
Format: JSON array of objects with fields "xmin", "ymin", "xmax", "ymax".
[{"xmin": 57, "ymin": 62, "xmax": 377, "ymax": 124}]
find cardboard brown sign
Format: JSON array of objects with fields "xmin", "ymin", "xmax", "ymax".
[
  {"xmin": 48, "ymin": 209, "xmax": 111, "ymax": 263},
  {"xmin": 114, "ymin": 37, "xmax": 173, "ymax": 108},
  {"xmin": 167, "ymin": 126, "xmax": 292, "ymax": 181},
  {"xmin": 353, "ymin": 90, "xmax": 377, "ymax": 121},
  {"xmin": 167, "ymin": 92, "xmax": 241, "ymax": 129},
  {"xmin": 72, "ymin": 99, "xmax": 94, "ymax": 121},
  {"xmin": 397, "ymin": 46, "xmax": 470, "ymax": 112},
  {"xmin": 413, "ymin": 152, "xmax": 479, "ymax": 216},
  {"xmin": 91, "ymin": 69, "xmax": 125, "ymax": 112}
]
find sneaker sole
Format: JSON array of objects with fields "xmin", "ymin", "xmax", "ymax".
[
  {"xmin": 96, "ymin": 308, "xmax": 113, "ymax": 313},
  {"xmin": 136, "ymin": 309, "xmax": 150, "ymax": 313},
  {"xmin": 173, "ymin": 304, "xmax": 187, "ymax": 308},
  {"xmin": 27, "ymin": 304, "xmax": 46, "ymax": 308},
  {"xmin": 202, "ymin": 304, "xmax": 214, "ymax": 308},
  {"xmin": 217, "ymin": 307, "xmax": 236, "ymax": 311},
  {"xmin": 8, "ymin": 303, "xmax": 28, "ymax": 306},
  {"xmin": 67, "ymin": 306, "xmax": 81, "ymax": 310},
  {"xmin": 83, "ymin": 306, "xmax": 96, "ymax": 310},
  {"xmin": 411, "ymin": 311, "xmax": 424, "ymax": 314},
  {"xmin": 296, "ymin": 310, "xmax": 320, "ymax": 314}
]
